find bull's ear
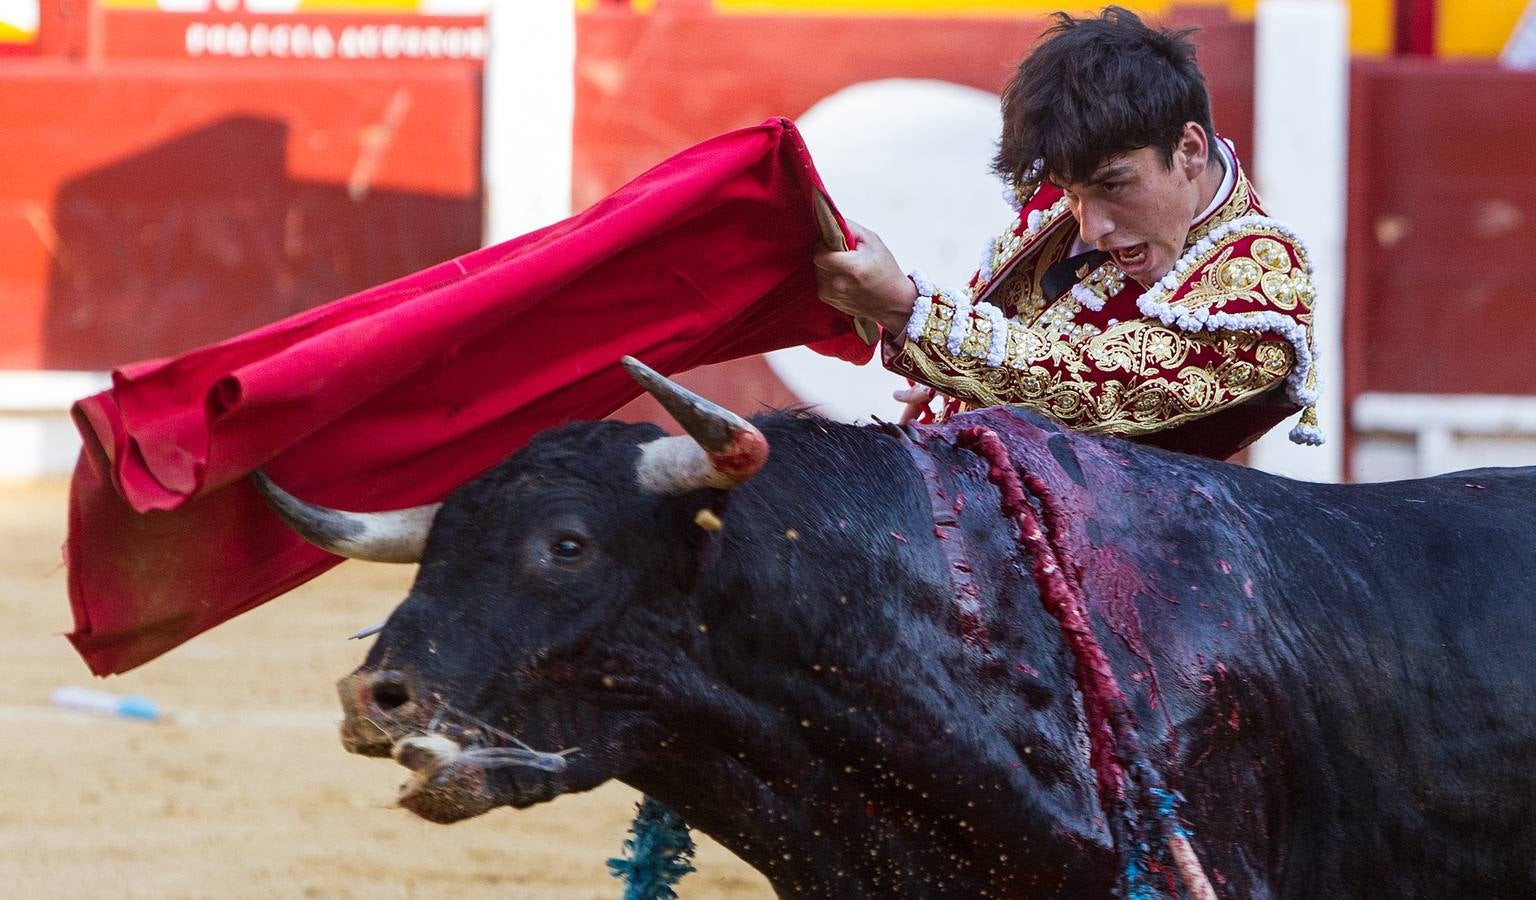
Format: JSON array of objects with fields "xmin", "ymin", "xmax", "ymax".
[
  {"xmin": 671, "ymin": 495, "xmax": 729, "ymax": 594},
  {"xmin": 622, "ymin": 356, "xmax": 768, "ymax": 494}
]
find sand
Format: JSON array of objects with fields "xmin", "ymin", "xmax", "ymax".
[{"xmin": 0, "ymin": 480, "xmax": 772, "ymax": 899}]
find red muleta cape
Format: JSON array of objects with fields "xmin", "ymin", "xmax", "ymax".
[{"xmin": 67, "ymin": 118, "xmax": 873, "ymax": 676}]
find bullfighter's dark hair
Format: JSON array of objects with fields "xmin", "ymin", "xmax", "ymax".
[{"xmin": 993, "ymin": 6, "xmax": 1216, "ymax": 188}]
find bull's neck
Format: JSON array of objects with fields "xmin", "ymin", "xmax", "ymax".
[
  {"xmin": 624, "ymin": 646, "xmax": 1114, "ymax": 897},
  {"xmin": 621, "ymin": 423, "xmax": 1116, "ymax": 896}
]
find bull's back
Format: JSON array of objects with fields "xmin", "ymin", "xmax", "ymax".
[
  {"xmin": 1251, "ymin": 466, "xmax": 1536, "ymax": 896},
  {"xmin": 1288, "ymin": 466, "xmax": 1536, "ymax": 646}
]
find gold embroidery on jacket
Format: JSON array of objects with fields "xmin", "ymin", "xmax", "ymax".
[
  {"xmin": 1251, "ymin": 237, "xmax": 1290, "ymax": 271},
  {"xmin": 1032, "ymin": 290, "xmax": 1103, "ymax": 345},
  {"xmin": 1189, "ymin": 175, "xmax": 1254, "ymax": 241},
  {"xmin": 896, "ymin": 319, "xmax": 1294, "ymax": 436},
  {"xmin": 1080, "ymin": 261, "xmax": 1127, "ymax": 307},
  {"xmin": 981, "ymin": 196, "xmax": 1072, "ymax": 297},
  {"xmin": 895, "ymin": 164, "xmax": 1308, "ymax": 436},
  {"xmin": 1171, "ymin": 227, "xmax": 1314, "ymax": 315},
  {"xmin": 1218, "ymin": 257, "xmax": 1263, "ymax": 293},
  {"xmin": 988, "ymin": 225, "xmax": 1076, "ymax": 318}
]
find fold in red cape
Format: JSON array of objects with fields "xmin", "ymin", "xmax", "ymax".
[{"xmin": 67, "ymin": 118, "xmax": 873, "ymax": 676}]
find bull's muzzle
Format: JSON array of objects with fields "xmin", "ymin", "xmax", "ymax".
[{"xmin": 336, "ymin": 669, "xmax": 424, "ymax": 757}]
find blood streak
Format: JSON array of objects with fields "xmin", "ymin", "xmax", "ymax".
[
  {"xmin": 900, "ymin": 437, "xmax": 992, "ymax": 650},
  {"xmin": 955, "ymin": 425, "xmax": 1132, "ymax": 804}
]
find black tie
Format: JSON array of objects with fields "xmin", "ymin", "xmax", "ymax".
[{"xmin": 1040, "ymin": 249, "xmax": 1110, "ymax": 302}]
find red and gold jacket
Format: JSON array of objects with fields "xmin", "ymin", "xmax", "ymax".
[{"xmin": 885, "ymin": 147, "xmax": 1321, "ymax": 460}]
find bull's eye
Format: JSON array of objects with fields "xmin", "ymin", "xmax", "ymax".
[{"xmin": 530, "ymin": 517, "xmax": 594, "ymax": 573}]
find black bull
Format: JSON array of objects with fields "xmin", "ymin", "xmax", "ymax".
[{"xmin": 259, "ymin": 388, "xmax": 1536, "ymax": 898}]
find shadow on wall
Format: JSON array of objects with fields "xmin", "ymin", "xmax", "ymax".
[{"xmin": 43, "ymin": 116, "xmax": 482, "ymax": 371}]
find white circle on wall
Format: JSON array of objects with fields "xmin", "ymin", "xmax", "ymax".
[{"xmin": 770, "ymin": 78, "xmax": 1012, "ymax": 423}]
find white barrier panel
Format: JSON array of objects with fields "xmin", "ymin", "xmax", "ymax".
[
  {"xmin": 1251, "ymin": 0, "xmax": 1348, "ymax": 482},
  {"xmin": 0, "ymin": 371, "xmax": 110, "ymax": 482},
  {"xmin": 1353, "ymin": 393, "xmax": 1536, "ymax": 481},
  {"xmin": 483, "ymin": 2, "xmax": 575, "ymax": 246}
]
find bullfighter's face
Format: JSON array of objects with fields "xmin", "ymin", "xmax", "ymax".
[{"xmin": 1056, "ymin": 122, "xmax": 1216, "ymax": 287}]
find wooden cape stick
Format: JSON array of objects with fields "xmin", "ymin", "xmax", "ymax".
[{"xmin": 812, "ymin": 190, "xmax": 881, "ymax": 345}]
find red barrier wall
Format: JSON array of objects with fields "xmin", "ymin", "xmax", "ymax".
[
  {"xmin": 2, "ymin": 3, "xmax": 1254, "ymax": 406},
  {"xmin": 0, "ymin": 60, "xmax": 482, "ymax": 370},
  {"xmin": 1345, "ymin": 60, "xmax": 1536, "ymax": 403},
  {"xmin": 574, "ymin": 6, "xmax": 1256, "ymax": 207}
]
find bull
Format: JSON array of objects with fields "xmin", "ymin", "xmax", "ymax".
[{"xmin": 255, "ymin": 359, "xmax": 1536, "ymax": 898}]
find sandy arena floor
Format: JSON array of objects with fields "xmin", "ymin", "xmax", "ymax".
[{"xmin": 0, "ymin": 480, "xmax": 772, "ymax": 899}]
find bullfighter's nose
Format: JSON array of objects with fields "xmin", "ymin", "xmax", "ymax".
[{"xmin": 336, "ymin": 669, "xmax": 421, "ymax": 756}]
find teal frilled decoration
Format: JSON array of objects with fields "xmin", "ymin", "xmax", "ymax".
[{"xmin": 608, "ymin": 795, "xmax": 696, "ymax": 900}]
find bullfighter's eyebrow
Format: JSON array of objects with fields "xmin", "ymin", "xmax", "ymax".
[
  {"xmin": 1083, "ymin": 164, "xmax": 1134, "ymax": 187},
  {"xmin": 1049, "ymin": 163, "xmax": 1135, "ymax": 192}
]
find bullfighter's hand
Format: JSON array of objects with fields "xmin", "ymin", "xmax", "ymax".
[
  {"xmin": 814, "ymin": 221, "xmax": 918, "ymax": 337},
  {"xmin": 893, "ymin": 384, "xmax": 937, "ymax": 424}
]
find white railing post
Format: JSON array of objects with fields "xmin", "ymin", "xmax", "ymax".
[
  {"xmin": 482, "ymin": 1, "xmax": 576, "ymax": 246},
  {"xmin": 0, "ymin": 371, "xmax": 111, "ymax": 482},
  {"xmin": 1249, "ymin": 0, "xmax": 1349, "ymax": 481}
]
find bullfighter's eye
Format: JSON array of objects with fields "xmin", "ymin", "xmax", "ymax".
[{"xmin": 550, "ymin": 536, "xmax": 585, "ymax": 560}]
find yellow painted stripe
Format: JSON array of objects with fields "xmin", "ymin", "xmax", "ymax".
[
  {"xmin": 1349, "ymin": 0, "xmax": 1393, "ymax": 58},
  {"xmin": 713, "ymin": 0, "xmax": 1251, "ymax": 19},
  {"xmin": 1438, "ymin": 0, "xmax": 1527, "ymax": 59},
  {"xmin": 0, "ymin": 21, "xmax": 36, "ymax": 43}
]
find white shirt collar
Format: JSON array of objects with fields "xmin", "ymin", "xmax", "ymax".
[{"xmin": 1193, "ymin": 137, "xmax": 1237, "ymax": 226}]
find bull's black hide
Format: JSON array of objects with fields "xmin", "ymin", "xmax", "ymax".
[{"xmin": 343, "ymin": 407, "xmax": 1536, "ymax": 898}]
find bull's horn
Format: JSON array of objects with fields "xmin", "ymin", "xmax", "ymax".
[
  {"xmin": 621, "ymin": 356, "xmax": 769, "ymax": 494},
  {"xmin": 251, "ymin": 471, "xmax": 441, "ymax": 564}
]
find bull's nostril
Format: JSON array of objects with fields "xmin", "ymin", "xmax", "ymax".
[{"xmin": 371, "ymin": 677, "xmax": 412, "ymax": 711}]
